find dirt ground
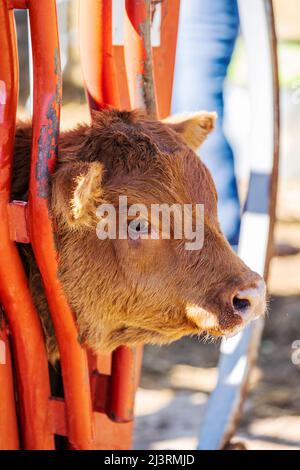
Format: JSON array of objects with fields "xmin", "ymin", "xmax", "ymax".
[{"xmin": 134, "ymin": 220, "xmax": 300, "ymax": 450}]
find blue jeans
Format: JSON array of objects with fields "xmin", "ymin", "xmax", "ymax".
[{"xmin": 172, "ymin": 0, "xmax": 240, "ymax": 246}]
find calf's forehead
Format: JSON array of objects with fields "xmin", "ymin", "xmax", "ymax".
[
  {"xmin": 171, "ymin": 152, "xmax": 218, "ymax": 212},
  {"xmin": 107, "ymin": 149, "xmax": 219, "ymax": 221},
  {"xmin": 99, "ymin": 114, "xmax": 218, "ymax": 213}
]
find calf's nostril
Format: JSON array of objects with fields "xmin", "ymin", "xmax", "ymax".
[{"xmin": 232, "ymin": 296, "xmax": 251, "ymax": 313}]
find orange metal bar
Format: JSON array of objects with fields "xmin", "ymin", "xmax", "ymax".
[
  {"xmin": 111, "ymin": 0, "xmax": 180, "ymax": 117},
  {"xmin": 0, "ymin": 1, "xmax": 54, "ymax": 450},
  {"xmin": 48, "ymin": 399, "xmax": 67, "ymax": 437},
  {"xmin": 110, "ymin": 346, "xmax": 143, "ymax": 422},
  {"xmin": 92, "ymin": 412, "xmax": 133, "ymax": 449},
  {"xmin": 8, "ymin": 0, "xmax": 28, "ymax": 9},
  {"xmin": 124, "ymin": 0, "xmax": 157, "ymax": 115},
  {"xmin": 8, "ymin": 201, "xmax": 29, "ymax": 243},
  {"xmin": 0, "ymin": 319, "xmax": 19, "ymax": 450},
  {"xmin": 152, "ymin": 0, "xmax": 180, "ymax": 118},
  {"xmin": 79, "ymin": 0, "xmax": 179, "ymax": 118},
  {"xmin": 26, "ymin": 0, "xmax": 93, "ymax": 449},
  {"xmin": 88, "ymin": 351, "xmax": 111, "ymax": 414},
  {"xmin": 79, "ymin": 0, "xmax": 120, "ymax": 110}
]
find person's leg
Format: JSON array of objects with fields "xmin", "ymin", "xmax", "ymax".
[{"xmin": 172, "ymin": 0, "xmax": 240, "ymax": 246}]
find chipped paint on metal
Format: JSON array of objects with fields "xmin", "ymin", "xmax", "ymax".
[
  {"xmin": 36, "ymin": 49, "xmax": 61, "ymax": 198},
  {"xmin": 139, "ymin": 12, "xmax": 157, "ymax": 117}
]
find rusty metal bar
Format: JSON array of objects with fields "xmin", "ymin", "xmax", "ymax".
[
  {"xmin": 124, "ymin": 0, "xmax": 157, "ymax": 116},
  {"xmin": 0, "ymin": 0, "xmax": 53, "ymax": 449},
  {"xmin": 26, "ymin": 0, "xmax": 94, "ymax": 449}
]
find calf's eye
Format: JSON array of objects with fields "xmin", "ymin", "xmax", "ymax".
[{"xmin": 128, "ymin": 218, "xmax": 150, "ymax": 239}]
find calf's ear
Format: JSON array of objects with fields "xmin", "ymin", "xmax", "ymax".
[
  {"xmin": 52, "ymin": 161, "xmax": 105, "ymax": 227},
  {"xmin": 163, "ymin": 111, "xmax": 217, "ymax": 150}
]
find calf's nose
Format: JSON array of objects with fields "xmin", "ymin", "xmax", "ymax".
[{"xmin": 232, "ymin": 278, "xmax": 266, "ymax": 319}]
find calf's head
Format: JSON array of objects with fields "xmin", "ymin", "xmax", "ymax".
[{"xmin": 52, "ymin": 109, "xmax": 266, "ymax": 352}]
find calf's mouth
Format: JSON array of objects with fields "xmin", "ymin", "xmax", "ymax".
[{"xmin": 186, "ymin": 277, "xmax": 267, "ymax": 339}]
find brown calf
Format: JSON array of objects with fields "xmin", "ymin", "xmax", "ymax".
[{"xmin": 12, "ymin": 108, "xmax": 266, "ymax": 362}]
